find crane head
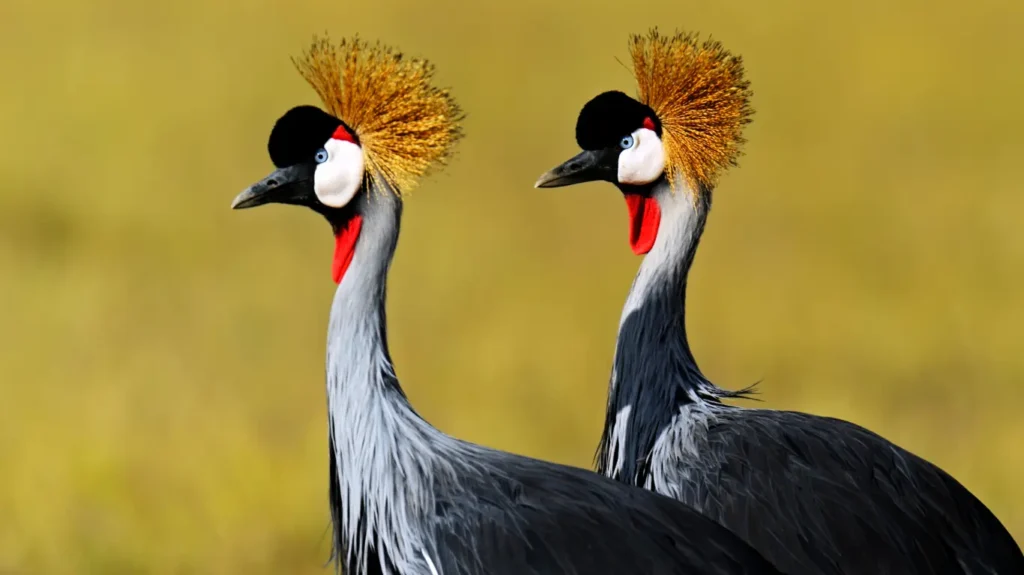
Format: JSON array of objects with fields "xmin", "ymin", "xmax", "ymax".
[
  {"xmin": 232, "ymin": 105, "xmax": 364, "ymax": 213},
  {"xmin": 535, "ymin": 28, "xmax": 753, "ymax": 256},
  {"xmin": 232, "ymin": 35, "xmax": 463, "ymax": 284},
  {"xmin": 535, "ymin": 91, "xmax": 666, "ymax": 190},
  {"xmin": 534, "ymin": 91, "xmax": 666, "ymax": 255}
]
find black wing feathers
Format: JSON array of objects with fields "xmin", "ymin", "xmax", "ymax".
[
  {"xmin": 688, "ymin": 410, "xmax": 1023, "ymax": 575},
  {"xmin": 431, "ymin": 451, "xmax": 784, "ymax": 575}
]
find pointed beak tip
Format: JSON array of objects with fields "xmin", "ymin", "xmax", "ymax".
[
  {"xmin": 230, "ymin": 184, "xmax": 264, "ymax": 209},
  {"xmin": 534, "ymin": 171, "xmax": 560, "ymax": 189},
  {"xmin": 230, "ymin": 187, "xmax": 260, "ymax": 210},
  {"xmin": 534, "ymin": 149, "xmax": 612, "ymax": 190}
]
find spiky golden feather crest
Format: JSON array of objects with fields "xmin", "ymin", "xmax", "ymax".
[
  {"xmin": 293, "ymin": 36, "xmax": 464, "ymax": 195},
  {"xmin": 629, "ymin": 29, "xmax": 753, "ymax": 192}
]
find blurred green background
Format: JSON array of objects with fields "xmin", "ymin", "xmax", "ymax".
[{"xmin": 2, "ymin": 0, "xmax": 1023, "ymax": 572}]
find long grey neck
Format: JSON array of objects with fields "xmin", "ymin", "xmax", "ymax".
[
  {"xmin": 324, "ymin": 189, "xmax": 445, "ymax": 575},
  {"xmin": 596, "ymin": 178, "xmax": 736, "ymax": 482},
  {"xmin": 327, "ymin": 191, "xmax": 402, "ymax": 397}
]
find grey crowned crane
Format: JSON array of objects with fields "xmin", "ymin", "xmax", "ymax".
[
  {"xmin": 535, "ymin": 29, "xmax": 1024, "ymax": 575},
  {"xmin": 231, "ymin": 36, "xmax": 785, "ymax": 575}
]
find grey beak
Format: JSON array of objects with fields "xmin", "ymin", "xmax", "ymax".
[
  {"xmin": 534, "ymin": 149, "xmax": 618, "ymax": 188},
  {"xmin": 231, "ymin": 163, "xmax": 315, "ymax": 210}
]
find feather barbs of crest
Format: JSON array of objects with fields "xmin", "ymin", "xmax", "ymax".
[
  {"xmin": 629, "ymin": 29, "xmax": 753, "ymax": 193},
  {"xmin": 293, "ymin": 36, "xmax": 464, "ymax": 195}
]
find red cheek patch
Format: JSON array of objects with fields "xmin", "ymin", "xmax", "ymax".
[
  {"xmin": 624, "ymin": 193, "xmax": 661, "ymax": 255},
  {"xmin": 332, "ymin": 125, "xmax": 356, "ymax": 144},
  {"xmin": 643, "ymin": 117, "xmax": 656, "ymax": 131},
  {"xmin": 332, "ymin": 215, "xmax": 363, "ymax": 283}
]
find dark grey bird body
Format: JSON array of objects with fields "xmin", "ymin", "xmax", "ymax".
[
  {"xmin": 318, "ymin": 189, "xmax": 784, "ymax": 575},
  {"xmin": 594, "ymin": 184, "xmax": 1024, "ymax": 575}
]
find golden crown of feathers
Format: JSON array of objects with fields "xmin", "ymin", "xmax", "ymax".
[
  {"xmin": 629, "ymin": 29, "xmax": 754, "ymax": 191},
  {"xmin": 293, "ymin": 36, "xmax": 464, "ymax": 195}
]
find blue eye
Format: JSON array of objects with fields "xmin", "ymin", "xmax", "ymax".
[
  {"xmin": 620, "ymin": 135, "xmax": 635, "ymax": 149},
  {"xmin": 315, "ymin": 148, "xmax": 329, "ymax": 164}
]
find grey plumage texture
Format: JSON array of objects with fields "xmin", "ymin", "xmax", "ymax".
[
  {"xmin": 323, "ymin": 186, "xmax": 784, "ymax": 575},
  {"xmin": 597, "ymin": 179, "xmax": 1024, "ymax": 574}
]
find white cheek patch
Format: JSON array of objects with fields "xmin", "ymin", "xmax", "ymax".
[
  {"xmin": 314, "ymin": 138, "xmax": 365, "ymax": 208},
  {"xmin": 617, "ymin": 128, "xmax": 665, "ymax": 185}
]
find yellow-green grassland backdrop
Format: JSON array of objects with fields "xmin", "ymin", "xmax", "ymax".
[{"xmin": 2, "ymin": 0, "xmax": 1022, "ymax": 572}]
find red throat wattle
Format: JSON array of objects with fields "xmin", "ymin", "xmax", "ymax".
[
  {"xmin": 624, "ymin": 194, "xmax": 661, "ymax": 255},
  {"xmin": 332, "ymin": 216, "xmax": 364, "ymax": 284}
]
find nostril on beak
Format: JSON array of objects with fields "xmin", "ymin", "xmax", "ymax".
[{"xmin": 266, "ymin": 178, "xmax": 278, "ymax": 187}]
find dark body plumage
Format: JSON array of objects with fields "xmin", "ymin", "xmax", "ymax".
[
  {"xmin": 327, "ymin": 445, "xmax": 783, "ymax": 575},
  {"xmin": 325, "ymin": 437, "xmax": 785, "ymax": 575},
  {"xmin": 423, "ymin": 446, "xmax": 781, "ymax": 575},
  {"xmin": 596, "ymin": 190, "xmax": 1024, "ymax": 575}
]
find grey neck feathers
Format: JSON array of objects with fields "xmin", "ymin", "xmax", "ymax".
[
  {"xmin": 325, "ymin": 188, "xmax": 452, "ymax": 575},
  {"xmin": 596, "ymin": 178, "xmax": 742, "ymax": 482}
]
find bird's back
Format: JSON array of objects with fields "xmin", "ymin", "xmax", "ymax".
[
  {"xmin": 661, "ymin": 408, "xmax": 1023, "ymax": 575},
  {"xmin": 427, "ymin": 443, "xmax": 785, "ymax": 575}
]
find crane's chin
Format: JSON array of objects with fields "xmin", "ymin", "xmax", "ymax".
[{"xmin": 624, "ymin": 194, "xmax": 660, "ymax": 255}]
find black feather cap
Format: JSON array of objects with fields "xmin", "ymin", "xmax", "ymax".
[
  {"xmin": 574, "ymin": 91, "xmax": 661, "ymax": 151},
  {"xmin": 267, "ymin": 105, "xmax": 359, "ymax": 168}
]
